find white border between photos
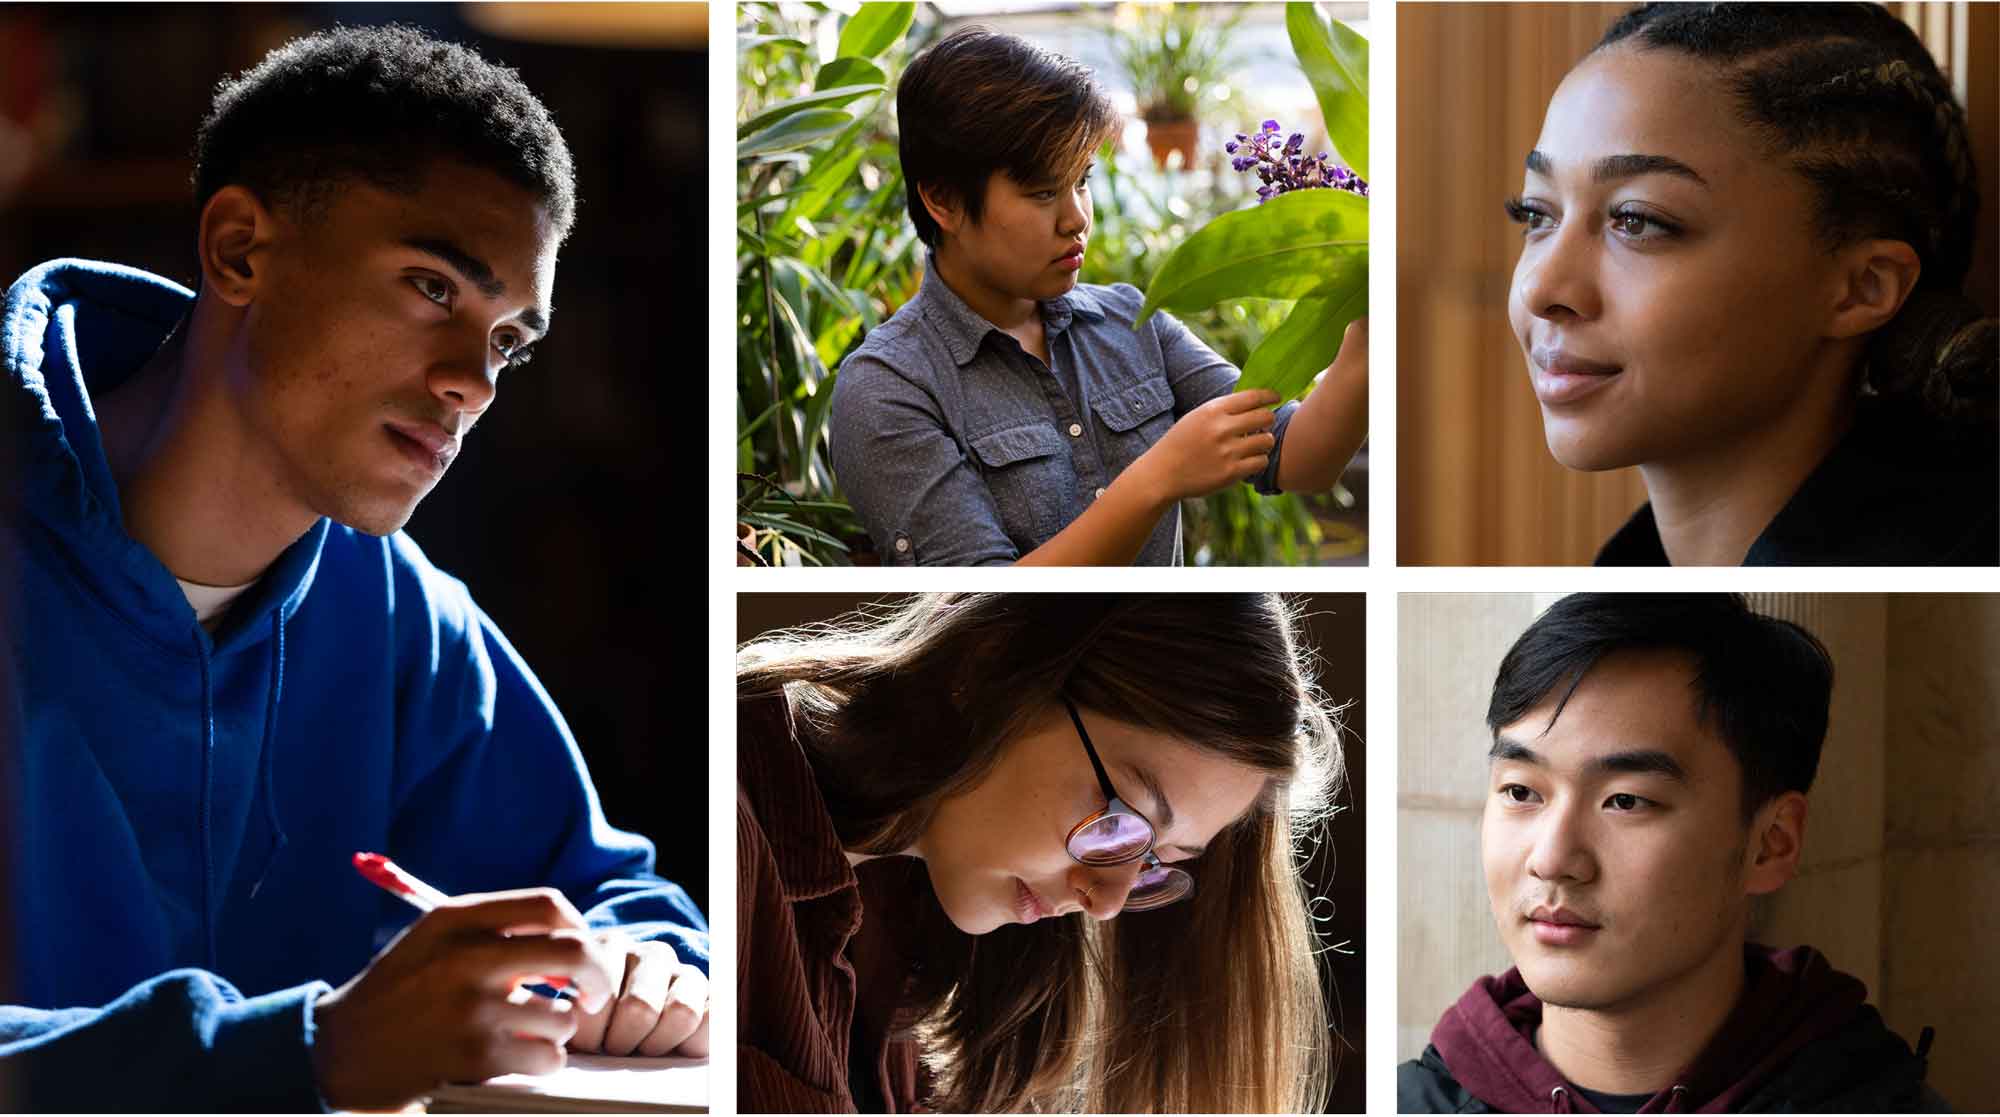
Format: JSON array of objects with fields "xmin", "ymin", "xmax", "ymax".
[
  {"xmin": 712, "ymin": 3, "xmax": 2000, "ymax": 1114},
  {"xmin": 708, "ymin": 0, "xmax": 738, "ymax": 1108}
]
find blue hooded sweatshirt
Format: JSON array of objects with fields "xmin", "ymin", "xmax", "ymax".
[{"xmin": 0, "ymin": 259, "xmax": 708, "ymax": 1110}]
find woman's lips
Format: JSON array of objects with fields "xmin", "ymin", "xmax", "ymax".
[
  {"xmin": 1014, "ymin": 878, "xmax": 1051, "ymax": 924},
  {"xmin": 1529, "ymin": 347, "xmax": 1624, "ymax": 406}
]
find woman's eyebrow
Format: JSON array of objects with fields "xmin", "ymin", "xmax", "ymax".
[
  {"xmin": 1525, "ymin": 149, "xmax": 1710, "ymax": 189},
  {"xmin": 1132, "ymin": 764, "xmax": 1205, "ymax": 855}
]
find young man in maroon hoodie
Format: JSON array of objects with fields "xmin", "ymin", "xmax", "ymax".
[{"xmin": 1399, "ymin": 594, "xmax": 1949, "ymax": 1113}]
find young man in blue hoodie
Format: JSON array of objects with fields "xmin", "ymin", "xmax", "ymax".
[
  {"xmin": 1, "ymin": 26, "xmax": 708, "ymax": 1111},
  {"xmin": 1398, "ymin": 595, "xmax": 1947, "ymax": 1113}
]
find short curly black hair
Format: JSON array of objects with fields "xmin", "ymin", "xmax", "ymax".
[{"xmin": 193, "ymin": 24, "xmax": 576, "ymax": 237}]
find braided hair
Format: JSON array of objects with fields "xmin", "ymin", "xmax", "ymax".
[{"xmin": 1599, "ymin": 3, "xmax": 1995, "ymax": 433}]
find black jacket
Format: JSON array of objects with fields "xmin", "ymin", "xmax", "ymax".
[{"xmin": 1597, "ymin": 403, "xmax": 1998, "ymax": 566}]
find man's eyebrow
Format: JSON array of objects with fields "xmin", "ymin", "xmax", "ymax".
[
  {"xmin": 401, "ymin": 236, "xmax": 550, "ymax": 338},
  {"xmin": 1132, "ymin": 765, "xmax": 1202, "ymax": 856},
  {"xmin": 1489, "ymin": 737, "xmax": 1690, "ymax": 783},
  {"xmin": 1524, "ymin": 149, "xmax": 1711, "ymax": 189},
  {"xmin": 1591, "ymin": 749, "xmax": 1690, "ymax": 783}
]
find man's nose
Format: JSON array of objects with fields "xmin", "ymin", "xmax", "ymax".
[
  {"xmin": 1524, "ymin": 798, "xmax": 1596, "ymax": 885},
  {"xmin": 429, "ymin": 334, "xmax": 500, "ymax": 417}
]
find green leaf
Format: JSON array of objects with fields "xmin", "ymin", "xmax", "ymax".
[
  {"xmin": 737, "ymin": 84, "xmax": 884, "ymax": 138},
  {"xmin": 814, "ymin": 57, "xmax": 886, "ymax": 92},
  {"xmin": 1287, "ymin": 2, "xmax": 1369, "ymax": 180},
  {"xmin": 1237, "ymin": 281, "xmax": 1366, "ymax": 401},
  {"xmin": 740, "ymin": 398, "xmax": 782, "ymax": 445},
  {"xmin": 741, "ymin": 511, "xmax": 850, "ymax": 552},
  {"xmin": 775, "ymin": 130, "xmax": 867, "ymax": 228},
  {"xmin": 836, "ymin": 2, "xmax": 915, "ymax": 60},
  {"xmin": 738, "ymin": 34, "xmax": 808, "ymax": 53},
  {"xmin": 1137, "ymin": 187, "xmax": 1368, "ymax": 321},
  {"xmin": 737, "ymin": 108, "xmax": 854, "ymax": 159},
  {"xmin": 772, "ymin": 257, "xmax": 859, "ymax": 318}
]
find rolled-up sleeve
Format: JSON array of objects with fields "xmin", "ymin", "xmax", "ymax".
[
  {"xmin": 828, "ymin": 353, "xmax": 1021, "ymax": 566},
  {"xmin": 1148, "ymin": 306, "xmax": 1300, "ymax": 496}
]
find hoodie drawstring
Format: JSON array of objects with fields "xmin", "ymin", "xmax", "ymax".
[
  {"xmin": 1665, "ymin": 1084, "xmax": 1688, "ymax": 1112},
  {"xmin": 249, "ymin": 612, "xmax": 289, "ymax": 898},
  {"xmin": 1549, "ymin": 1086, "xmax": 1573, "ymax": 1113},
  {"xmin": 194, "ymin": 635, "xmax": 218, "ymax": 971}
]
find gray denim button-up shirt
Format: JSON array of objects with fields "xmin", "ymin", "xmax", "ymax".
[{"xmin": 827, "ymin": 263, "xmax": 1297, "ymax": 565}]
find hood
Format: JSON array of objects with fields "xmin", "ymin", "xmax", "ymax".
[
  {"xmin": 3, "ymin": 258, "xmax": 326, "ymax": 654},
  {"xmin": 1429, "ymin": 945, "xmax": 1872, "ymax": 1113}
]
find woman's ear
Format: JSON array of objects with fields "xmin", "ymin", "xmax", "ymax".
[
  {"xmin": 916, "ymin": 179, "xmax": 966, "ymax": 239},
  {"xmin": 1825, "ymin": 238, "xmax": 1922, "ymax": 340}
]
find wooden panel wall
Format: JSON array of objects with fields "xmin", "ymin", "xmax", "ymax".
[
  {"xmin": 1395, "ymin": 3, "xmax": 1995, "ymax": 565},
  {"xmin": 1397, "ymin": 5, "xmax": 1641, "ymax": 566}
]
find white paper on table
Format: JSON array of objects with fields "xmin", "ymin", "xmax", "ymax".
[{"xmin": 425, "ymin": 1053, "xmax": 709, "ymax": 1113}]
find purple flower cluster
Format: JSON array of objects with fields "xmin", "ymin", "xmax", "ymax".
[{"xmin": 1225, "ymin": 119, "xmax": 1368, "ymax": 203}]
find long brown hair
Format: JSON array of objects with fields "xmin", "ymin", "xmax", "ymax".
[{"xmin": 737, "ymin": 593, "xmax": 1345, "ymax": 1111}]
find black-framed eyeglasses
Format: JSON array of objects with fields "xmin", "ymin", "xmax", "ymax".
[{"xmin": 1061, "ymin": 696, "xmax": 1194, "ymax": 912}]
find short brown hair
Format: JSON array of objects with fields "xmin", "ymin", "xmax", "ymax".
[{"xmin": 897, "ymin": 26, "xmax": 1120, "ymax": 247}]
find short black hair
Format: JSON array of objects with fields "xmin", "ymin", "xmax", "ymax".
[
  {"xmin": 194, "ymin": 24, "xmax": 575, "ymax": 237},
  {"xmin": 1487, "ymin": 593, "xmax": 1833, "ymax": 819},
  {"xmin": 896, "ymin": 26, "xmax": 1119, "ymax": 248}
]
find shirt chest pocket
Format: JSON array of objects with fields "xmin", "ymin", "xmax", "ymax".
[
  {"xmin": 968, "ymin": 421, "xmax": 1074, "ymax": 547},
  {"xmin": 1089, "ymin": 377, "xmax": 1176, "ymax": 471}
]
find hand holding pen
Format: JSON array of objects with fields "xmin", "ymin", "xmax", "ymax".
[
  {"xmin": 307, "ymin": 853, "xmax": 625, "ymax": 1111},
  {"xmin": 351, "ymin": 853, "xmax": 576, "ymax": 999}
]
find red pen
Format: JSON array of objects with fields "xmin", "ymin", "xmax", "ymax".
[{"xmin": 351, "ymin": 851, "xmax": 576, "ymax": 998}]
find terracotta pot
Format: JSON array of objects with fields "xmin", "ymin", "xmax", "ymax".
[{"xmin": 1144, "ymin": 117, "xmax": 1199, "ymax": 169}]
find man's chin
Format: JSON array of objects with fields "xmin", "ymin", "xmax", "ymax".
[
  {"xmin": 1514, "ymin": 956, "xmax": 1626, "ymax": 1012},
  {"xmin": 327, "ymin": 500, "xmax": 420, "ymax": 538}
]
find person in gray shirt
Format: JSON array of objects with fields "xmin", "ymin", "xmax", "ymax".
[{"xmin": 828, "ymin": 26, "xmax": 1368, "ymax": 566}]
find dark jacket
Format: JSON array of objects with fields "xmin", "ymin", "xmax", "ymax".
[
  {"xmin": 1398, "ymin": 946, "xmax": 1950, "ymax": 1113},
  {"xmin": 737, "ymin": 689, "xmax": 937, "ymax": 1113},
  {"xmin": 1596, "ymin": 402, "xmax": 1998, "ymax": 566}
]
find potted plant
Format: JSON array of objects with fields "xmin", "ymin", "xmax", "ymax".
[{"xmin": 1108, "ymin": 2, "xmax": 1245, "ymax": 169}]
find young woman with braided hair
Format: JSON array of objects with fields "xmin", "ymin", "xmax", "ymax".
[{"xmin": 1506, "ymin": 2, "xmax": 1996, "ymax": 565}]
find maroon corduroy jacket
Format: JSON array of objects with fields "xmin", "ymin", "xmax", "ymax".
[{"xmin": 738, "ymin": 688, "xmax": 929, "ymax": 1113}]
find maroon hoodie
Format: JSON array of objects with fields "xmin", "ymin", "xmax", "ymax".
[{"xmin": 1419, "ymin": 945, "xmax": 1888, "ymax": 1113}]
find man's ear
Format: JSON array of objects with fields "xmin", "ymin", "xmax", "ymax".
[
  {"xmin": 197, "ymin": 185, "xmax": 279, "ymax": 308},
  {"xmin": 1744, "ymin": 791, "xmax": 1808, "ymax": 896},
  {"xmin": 1824, "ymin": 238, "xmax": 1922, "ymax": 340},
  {"xmin": 916, "ymin": 179, "xmax": 966, "ymax": 239}
]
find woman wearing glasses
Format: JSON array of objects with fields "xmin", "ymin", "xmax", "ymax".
[{"xmin": 736, "ymin": 593, "xmax": 1345, "ymax": 1112}]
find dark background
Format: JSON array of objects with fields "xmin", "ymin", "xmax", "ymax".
[
  {"xmin": 0, "ymin": 4, "xmax": 709, "ymax": 906},
  {"xmin": 736, "ymin": 593, "xmax": 1370, "ymax": 1112}
]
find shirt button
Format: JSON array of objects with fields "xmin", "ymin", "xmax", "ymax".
[
  {"xmin": 1068, "ymin": 422, "xmax": 1083, "ymax": 437},
  {"xmin": 894, "ymin": 537, "xmax": 910, "ymax": 554},
  {"xmin": 1094, "ymin": 487, "xmax": 1106, "ymax": 499}
]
